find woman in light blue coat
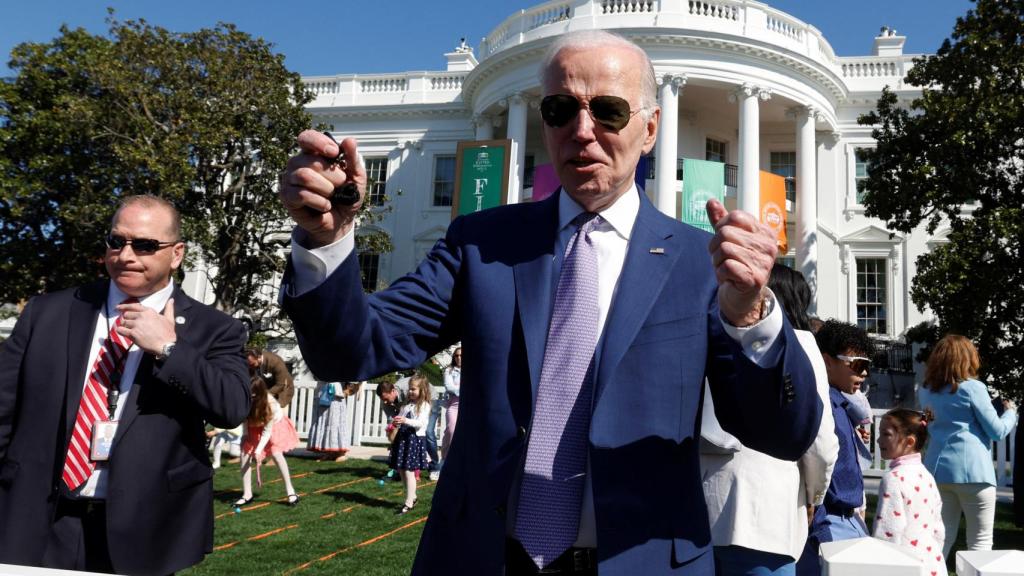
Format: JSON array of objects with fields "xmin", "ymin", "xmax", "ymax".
[{"xmin": 918, "ymin": 334, "xmax": 1017, "ymax": 557}]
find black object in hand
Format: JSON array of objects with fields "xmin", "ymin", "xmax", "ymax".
[{"xmin": 322, "ymin": 131, "xmax": 360, "ymax": 207}]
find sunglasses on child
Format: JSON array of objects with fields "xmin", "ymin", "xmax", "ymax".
[
  {"xmin": 835, "ymin": 354, "xmax": 872, "ymax": 373},
  {"xmin": 105, "ymin": 234, "xmax": 178, "ymax": 254},
  {"xmin": 540, "ymin": 94, "xmax": 644, "ymax": 131}
]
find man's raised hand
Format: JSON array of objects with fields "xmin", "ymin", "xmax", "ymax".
[
  {"xmin": 706, "ymin": 198, "xmax": 778, "ymax": 327},
  {"xmin": 278, "ymin": 129, "xmax": 367, "ymax": 248}
]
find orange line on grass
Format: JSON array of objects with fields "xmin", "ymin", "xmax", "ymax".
[
  {"xmin": 213, "ymin": 523, "xmax": 299, "ymax": 551},
  {"xmin": 213, "ymin": 472, "xmax": 312, "ymax": 495},
  {"xmin": 249, "ymin": 523, "xmax": 299, "ymax": 542},
  {"xmin": 312, "ymin": 476, "xmax": 371, "ymax": 494},
  {"xmin": 215, "ymin": 501, "xmax": 270, "ymax": 520},
  {"xmin": 282, "ymin": 516, "xmax": 428, "ymax": 574}
]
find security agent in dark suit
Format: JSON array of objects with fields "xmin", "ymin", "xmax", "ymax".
[
  {"xmin": 0, "ymin": 195, "xmax": 251, "ymax": 575},
  {"xmin": 277, "ymin": 30, "xmax": 821, "ymax": 576}
]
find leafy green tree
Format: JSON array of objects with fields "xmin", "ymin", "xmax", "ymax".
[
  {"xmin": 1, "ymin": 14, "xmax": 390, "ymax": 334},
  {"xmin": 859, "ymin": 0, "xmax": 1024, "ymax": 398}
]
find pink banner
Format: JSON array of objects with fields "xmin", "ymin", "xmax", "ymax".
[{"xmin": 531, "ymin": 163, "xmax": 559, "ymax": 202}]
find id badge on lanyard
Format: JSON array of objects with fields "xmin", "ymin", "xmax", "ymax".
[{"xmin": 90, "ymin": 371, "xmax": 121, "ymax": 462}]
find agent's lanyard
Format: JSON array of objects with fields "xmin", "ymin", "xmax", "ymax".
[{"xmin": 104, "ymin": 300, "xmax": 132, "ymax": 420}]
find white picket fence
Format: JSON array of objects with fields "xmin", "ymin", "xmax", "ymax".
[
  {"xmin": 288, "ymin": 382, "xmax": 447, "ymax": 447},
  {"xmin": 288, "ymin": 385, "xmax": 1016, "ymax": 485},
  {"xmin": 863, "ymin": 409, "xmax": 1017, "ymax": 486}
]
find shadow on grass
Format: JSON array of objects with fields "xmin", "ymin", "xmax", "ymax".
[{"xmin": 323, "ymin": 490, "xmax": 397, "ymax": 510}]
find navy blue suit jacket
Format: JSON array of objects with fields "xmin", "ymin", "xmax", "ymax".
[{"xmin": 283, "ymin": 190, "xmax": 821, "ymax": 575}]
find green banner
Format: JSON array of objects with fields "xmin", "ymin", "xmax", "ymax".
[
  {"xmin": 454, "ymin": 139, "xmax": 510, "ymax": 218},
  {"xmin": 681, "ymin": 158, "xmax": 725, "ymax": 232}
]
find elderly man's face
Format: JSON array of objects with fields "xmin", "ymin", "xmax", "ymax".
[{"xmin": 542, "ymin": 44, "xmax": 659, "ymax": 213}]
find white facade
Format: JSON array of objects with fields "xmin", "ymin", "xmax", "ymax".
[{"xmin": 299, "ymin": 0, "xmax": 939, "ymax": 341}]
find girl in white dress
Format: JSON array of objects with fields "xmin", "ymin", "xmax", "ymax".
[{"xmin": 873, "ymin": 408, "xmax": 946, "ymax": 576}]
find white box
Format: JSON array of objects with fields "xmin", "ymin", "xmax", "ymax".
[
  {"xmin": 956, "ymin": 550, "xmax": 1024, "ymax": 576},
  {"xmin": 821, "ymin": 537, "xmax": 925, "ymax": 576}
]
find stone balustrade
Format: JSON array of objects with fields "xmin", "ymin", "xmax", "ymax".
[{"xmin": 302, "ymin": 71, "xmax": 467, "ymax": 107}]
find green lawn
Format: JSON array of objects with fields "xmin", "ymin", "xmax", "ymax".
[
  {"xmin": 183, "ymin": 457, "xmax": 429, "ymax": 576},
  {"xmin": 185, "ymin": 457, "xmax": 1022, "ymax": 576}
]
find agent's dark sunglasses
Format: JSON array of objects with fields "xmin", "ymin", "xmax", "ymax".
[
  {"xmin": 540, "ymin": 94, "xmax": 642, "ymax": 131},
  {"xmin": 105, "ymin": 234, "xmax": 178, "ymax": 254}
]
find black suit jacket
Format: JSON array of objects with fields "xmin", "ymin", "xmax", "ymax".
[{"xmin": 0, "ymin": 280, "xmax": 250, "ymax": 575}]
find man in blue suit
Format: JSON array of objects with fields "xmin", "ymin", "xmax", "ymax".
[{"xmin": 278, "ymin": 30, "xmax": 820, "ymax": 576}]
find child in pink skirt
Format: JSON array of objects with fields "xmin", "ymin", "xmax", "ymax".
[{"xmin": 235, "ymin": 376, "xmax": 300, "ymax": 507}]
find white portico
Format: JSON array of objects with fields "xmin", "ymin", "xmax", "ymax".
[{"xmin": 299, "ymin": 0, "xmax": 931, "ymax": 349}]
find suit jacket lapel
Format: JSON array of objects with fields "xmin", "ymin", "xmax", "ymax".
[
  {"xmin": 64, "ymin": 281, "xmax": 107, "ymax": 438},
  {"xmin": 594, "ymin": 196, "xmax": 681, "ymax": 404},
  {"xmin": 513, "ymin": 193, "xmax": 559, "ymax": 403},
  {"xmin": 115, "ymin": 286, "xmax": 193, "ymax": 440}
]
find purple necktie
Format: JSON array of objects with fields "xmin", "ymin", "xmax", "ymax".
[{"xmin": 514, "ymin": 212, "xmax": 601, "ymax": 569}]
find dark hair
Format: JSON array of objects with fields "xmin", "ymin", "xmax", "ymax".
[
  {"xmin": 768, "ymin": 263, "xmax": 812, "ymax": 331},
  {"xmin": 924, "ymin": 334, "xmax": 980, "ymax": 394},
  {"xmin": 882, "ymin": 408, "xmax": 933, "ymax": 453},
  {"xmin": 814, "ymin": 319, "xmax": 875, "ymax": 358},
  {"xmin": 376, "ymin": 381, "xmax": 396, "ymax": 398},
  {"xmin": 245, "ymin": 347, "xmax": 262, "ymax": 358}
]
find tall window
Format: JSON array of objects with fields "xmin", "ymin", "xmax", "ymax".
[
  {"xmin": 854, "ymin": 148, "xmax": 871, "ymax": 204},
  {"xmin": 644, "ymin": 155, "xmax": 685, "ymax": 180},
  {"xmin": 706, "ymin": 138, "xmax": 727, "ymax": 163},
  {"xmin": 770, "ymin": 151, "xmax": 796, "ymax": 203},
  {"xmin": 358, "ymin": 253, "xmax": 380, "ymax": 293},
  {"xmin": 365, "ymin": 157, "xmax": 389, "ymax": 205},
  {"xmin": 856, "ymin": 258, "xmax": 887, "ymax": 334},
  {"xmin": 433, "ymin": 155, "xmax": 456, "ymax": 207},
  {"xmin": 524, "ymin": 155, "xmax": 535, "ymax": 189}
]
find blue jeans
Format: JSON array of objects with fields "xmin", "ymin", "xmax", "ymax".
[
  {"xmin": 714, "ymin": 546, "xmax": 795, "ymax": 576},
  {"xmin": 796, "ymin": 512, "xmax": 868, "ymax": 576},
  {"xmin": 424, "ymin": 390, "xmax": 444, "ymax": 469}
]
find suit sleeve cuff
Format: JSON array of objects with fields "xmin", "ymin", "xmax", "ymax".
[
  {"xmin": 720, "ymin": 288, "xmax": 783, "ymax": 368},
  {"xmin": 287, "ymin": 227, "xmax": 356, "ymax": 297}
]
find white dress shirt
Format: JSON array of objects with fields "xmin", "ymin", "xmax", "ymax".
[
  {"xmin": 76, "ymin": 281, "xmax": 174, "ymax": 499},
  {"xmin": 284, "ymin": 185, "xmax": 784, "ymax": 546}
]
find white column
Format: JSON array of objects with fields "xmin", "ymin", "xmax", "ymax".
[
  {"xmin": 473, "ymin": 114, "xmax": 494, "ymax": 140},
  {"xmin": 730, "ymin": 83, "xmax": 771, "ymax": 215},
  {"xmin": 794, "ymin": 105, "xmax": 819, "ymax": 303},
  {"xmin": 654, "ymin": 74, "xmax": 686, "ymax": 218},
  {"xmin": 503, "ymin": 93, "xmax": 528, "ymax": 205}
]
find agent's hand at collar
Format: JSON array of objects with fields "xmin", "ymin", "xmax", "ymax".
[
  {"xmin": 706, "ymin": 199, "xmax": 778, "ymax": 327},
  {"xmin": 116, "ymin": 298, "xmax": 177, "ymax": 356},
  {"xmin": 279, "ymin": 129, "xmax": 367, "ymax": 249}
]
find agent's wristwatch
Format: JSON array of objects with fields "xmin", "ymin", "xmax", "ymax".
[{"xmin": 156, "ymin": 341, "xmax": 177, "ymax": 361}]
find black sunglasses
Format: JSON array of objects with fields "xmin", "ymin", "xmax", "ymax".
[
  {"xmin": 105, "ymin": 234, "xmax": 178, "ymax": 254},
  {"xmin": 540, "ymin": 94, "xmax": 643, "ymax": 131}
]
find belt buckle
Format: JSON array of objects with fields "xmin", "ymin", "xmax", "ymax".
[{"xmin": 571, "ymin": 548, "xmax": 593, "ymax": 572}]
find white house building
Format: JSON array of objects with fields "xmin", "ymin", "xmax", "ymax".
[{"xmin": 299, "ymin": 0, "xmax": 938, "ymax": 349}]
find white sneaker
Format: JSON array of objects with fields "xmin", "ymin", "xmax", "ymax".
[{"xmin": 429, "ymin": 470, "xmax": 440, "ymax": 481}]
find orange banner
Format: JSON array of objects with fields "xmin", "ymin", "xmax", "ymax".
[{"xmin": 759, "ymin": 171, "xmax": 788, "ymax": 253}]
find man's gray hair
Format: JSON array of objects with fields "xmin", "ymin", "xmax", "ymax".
[
  {"xmin": 539, "ymin": 29, "xmax": 658, "ymax": 118},
  {"xmin": 114, "ymin": 194, "xmax": 182, "ymax": 241}
]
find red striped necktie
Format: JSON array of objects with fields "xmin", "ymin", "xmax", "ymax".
[{"xmin": 62, "ymin": 298, "xmax": 138, "ymax": 490}]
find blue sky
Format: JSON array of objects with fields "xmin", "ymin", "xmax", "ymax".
[{"xmin": 1, "ymin": 1, "xmax": 974, "ymax": 77}]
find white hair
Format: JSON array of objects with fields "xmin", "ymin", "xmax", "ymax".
[{"xmin": 539, "ymin": 29, "xmax": 657, "ymax": 118}]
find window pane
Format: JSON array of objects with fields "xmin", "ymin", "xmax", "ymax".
[
  {"xmin": 358, "ymin": 253, "xmax": 380, "ymax": 293},
  {"xmin": 706, "ymin": 138, "xmax": 727, "ymax": 164},
  {"xmin": 365, "ymin": 158, "xmax": 389, "ymax": 205},
  {"xmin": 433, "ymin": 155, "xmax": 455, "ymax": 207},
  {"xmin": 855, "ymin": 257, "xmax": 888, "ymax": 335}
]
